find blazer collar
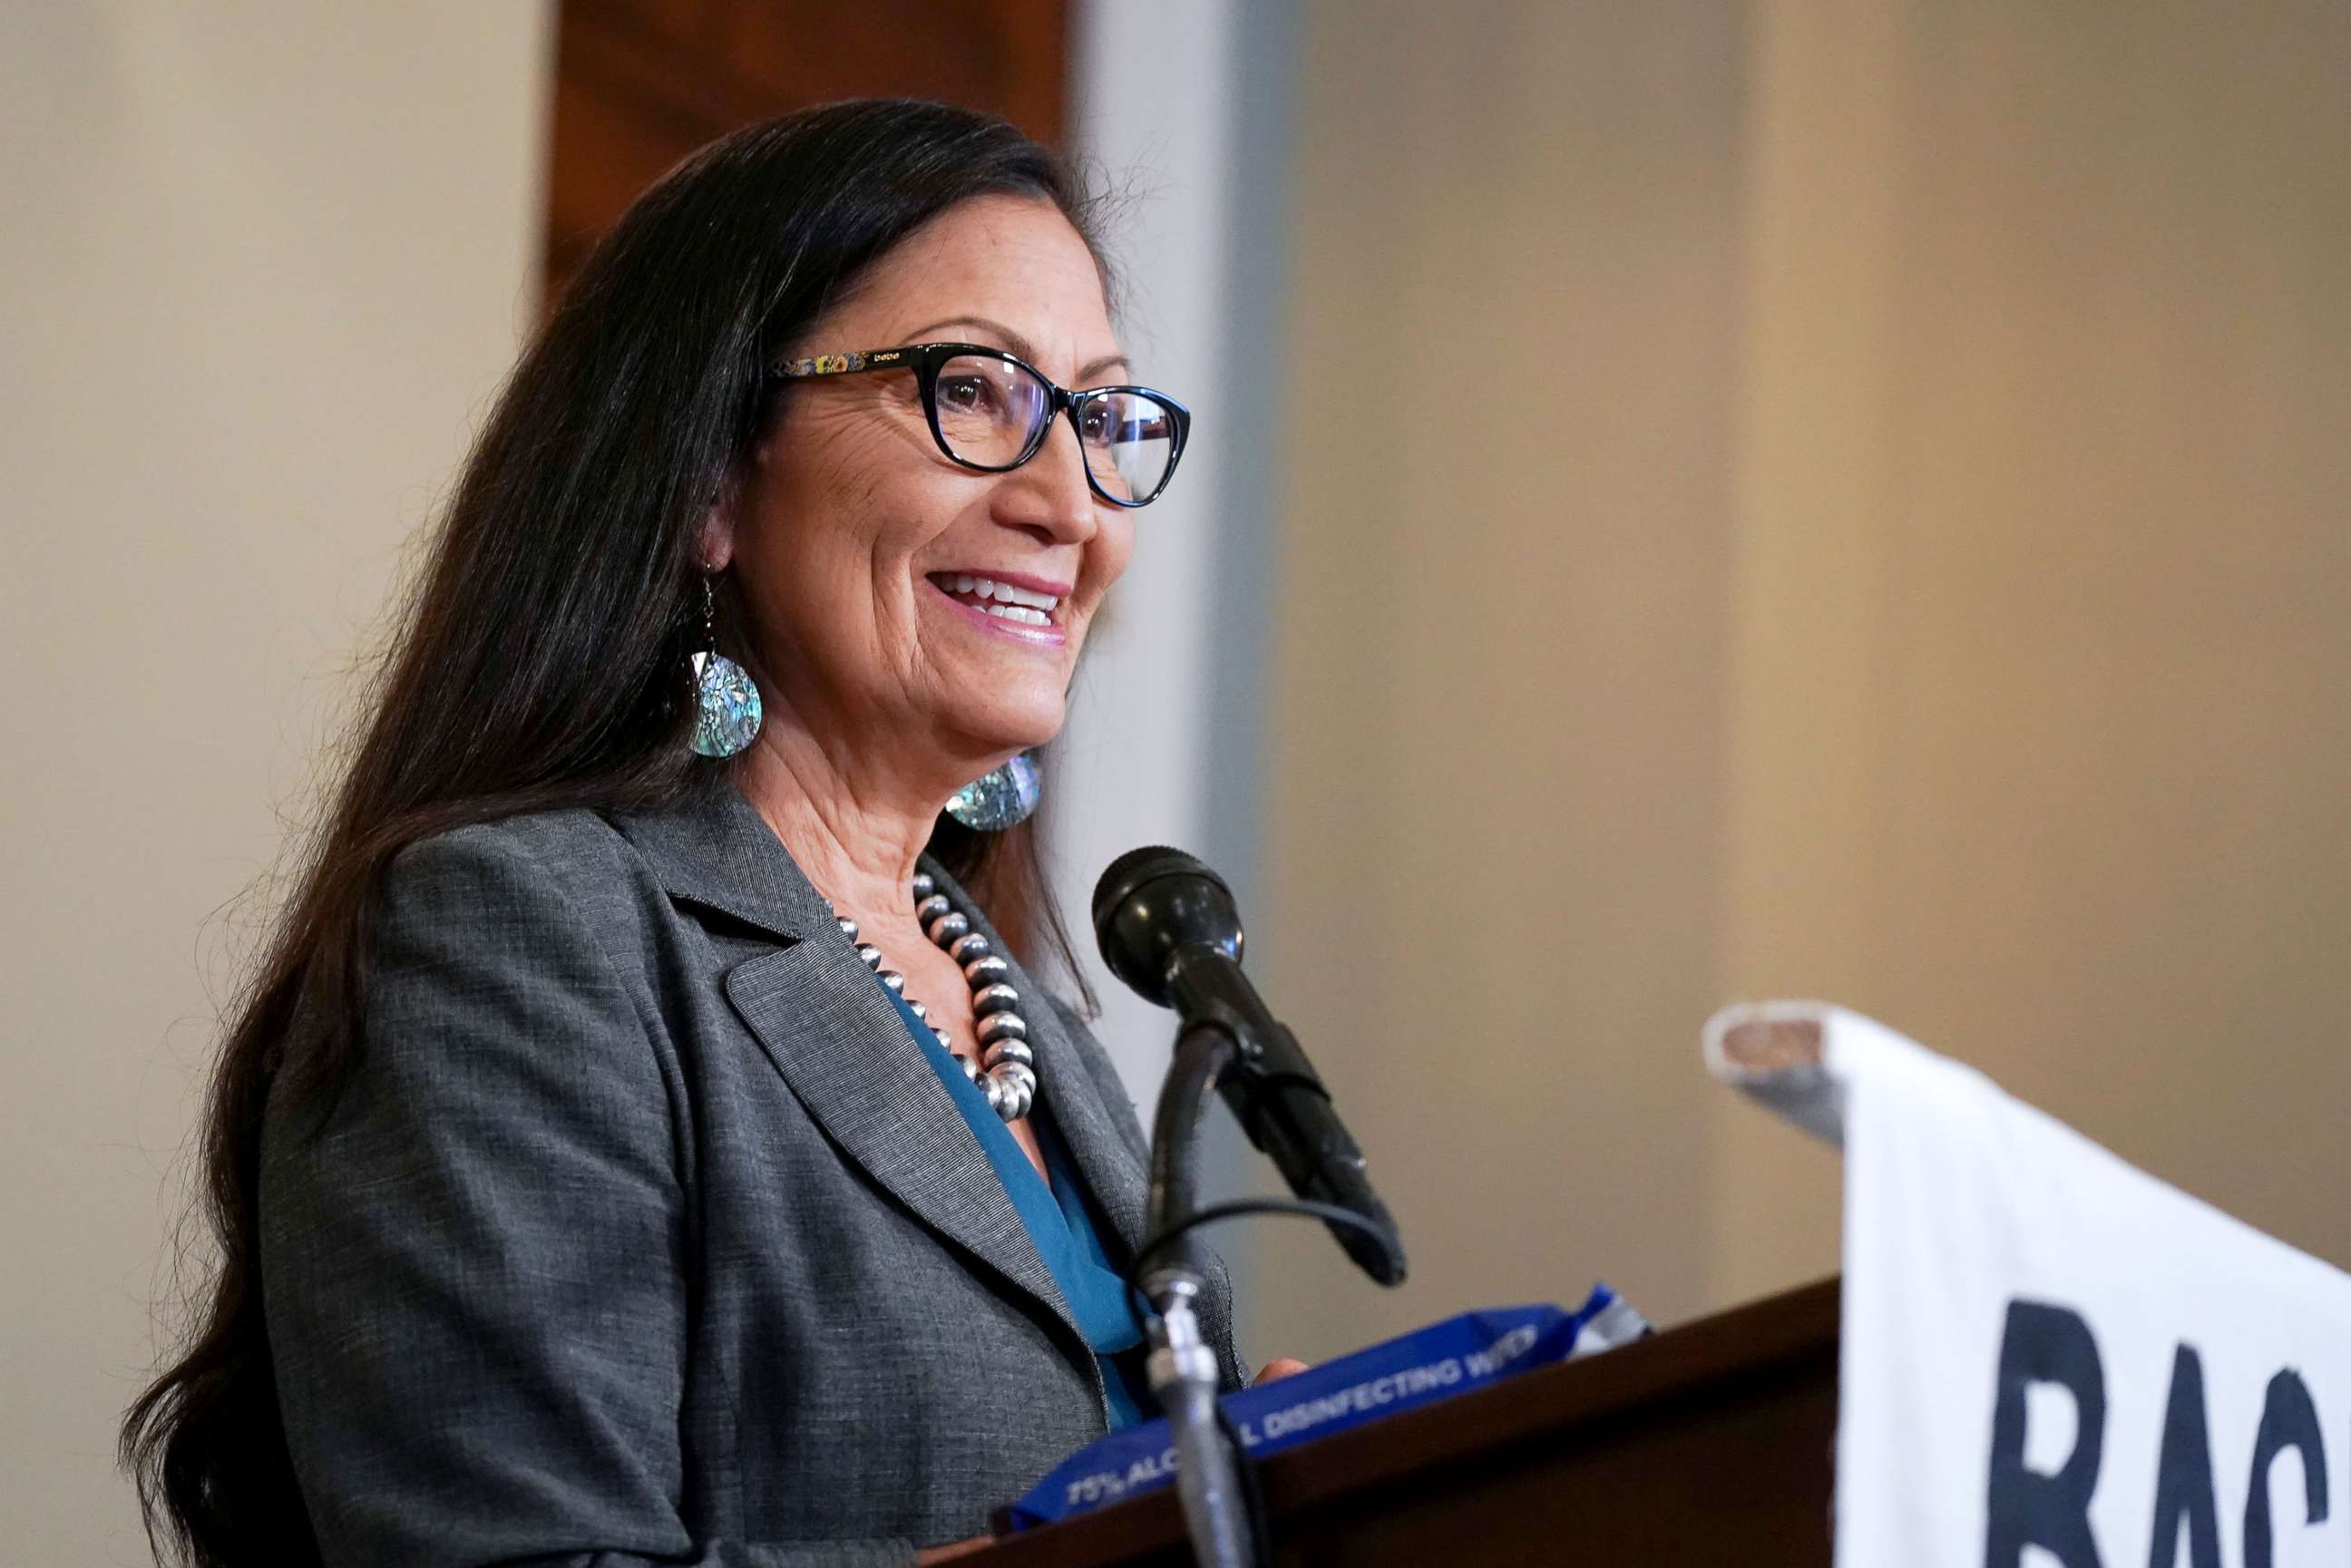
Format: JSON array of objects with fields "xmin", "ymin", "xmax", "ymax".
[
  {"xmin": 610, "ymin": 773, "xmax": 834, "ymax": 944},
  {"xmin": 614, "ymin": 774, "xmax": 1139, "ymax": 1211},
  {"xmin": 612, "ymin": 775, "xmax": 1117, "ymax": 1388}
]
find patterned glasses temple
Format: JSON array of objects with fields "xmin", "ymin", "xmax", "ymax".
[{"xmin": 775, "ymin": 350, "xmax": 903, "ymax": 376}]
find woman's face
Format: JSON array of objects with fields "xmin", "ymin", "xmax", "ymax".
[{"xmin": 712, "ymin": 193, "xmax": 1139, "ymax": 779}]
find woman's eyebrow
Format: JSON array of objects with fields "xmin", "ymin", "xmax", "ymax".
[{"xmin": 900, "ymin": 314, "xmax": 1131, "ymax": 383}]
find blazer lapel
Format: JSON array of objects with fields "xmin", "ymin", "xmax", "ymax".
[
  {"xmin": 1028, "ymin": 1000, "xmax": 1151, "ymax": 1253},
  {"xmin": 724, "ymin": 940, "xmax": 1078, "ymax": 1343},
  {"xmin": 615, "ymin": 779, "xmax": 1081, "ymax": 1350}
]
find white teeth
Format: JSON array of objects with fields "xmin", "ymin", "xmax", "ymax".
[
  {"xmin": 980, "ymin": 603, "xmax": 1050, "ymax": 627},
  {"xmin": 937, "ymin": 574, "xmax": 1062, "ymax": 616},
  {"xmin": 990, "ymin": 581, "xmax": 1060, "ymax": 611}
]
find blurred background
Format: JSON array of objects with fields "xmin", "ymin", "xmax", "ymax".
[{"xmin": 5, "ymin": 0, "xmax": 2347, "ymax": 1559}]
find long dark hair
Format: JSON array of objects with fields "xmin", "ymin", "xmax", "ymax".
[{"xmin": 122, "ymin": 99, "xmax": 1110, "ymax": 1567}]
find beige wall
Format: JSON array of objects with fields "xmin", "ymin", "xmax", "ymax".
[
  {"xmin": 1712, "ymin": 0, "xmax": 2351, "ymax": 1304},
  {"xmin": 0, "ymin": 5, "xmax": 550, "ymax": 1556},
  {"xmin": 1256, "ymin": 0, "xmax": 2351, "ymax": 1359},
  {"xmin": 1258, "ymin": 0, "xmax": 1750, "ymax": 1349}
]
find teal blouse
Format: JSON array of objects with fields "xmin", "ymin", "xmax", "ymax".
[{"xmin": 873, "ymin": 978, "xmax": 1153, "ymax": 1431}]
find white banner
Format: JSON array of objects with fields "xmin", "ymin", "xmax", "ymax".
[{"xmin": 1707, "ymin": 1002, "xmax": 2351, "ymax": 1568}]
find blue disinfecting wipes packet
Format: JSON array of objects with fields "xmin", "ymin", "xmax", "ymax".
[{"xmin": 1002, "ymin": 1282, "xmax": 1650, "ymax": 1532}]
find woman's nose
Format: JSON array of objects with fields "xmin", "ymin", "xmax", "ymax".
[{"xmin": 995, "ymin": 414, "xmax": 1099, "ymax": 544}]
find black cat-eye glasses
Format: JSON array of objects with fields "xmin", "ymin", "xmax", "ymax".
[{"xmin": 771, "ymin": 341, "xmax": 1191, "ymax": 508}]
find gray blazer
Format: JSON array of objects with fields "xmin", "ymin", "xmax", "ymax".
[{"xmin": 259, "ymin": 776, "xmax": 1244, "ymax": 1566}]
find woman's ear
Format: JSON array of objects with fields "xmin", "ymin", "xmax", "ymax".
[{"xmin": 697, "ymin": 499, "xmax": 737, "ymax": 573}]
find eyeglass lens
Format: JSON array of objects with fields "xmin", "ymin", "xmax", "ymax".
[{"xmin": 934, "ymin": 353, "xmax": 1177, "ymax": 503}]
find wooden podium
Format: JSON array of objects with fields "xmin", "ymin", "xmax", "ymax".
[{"xmin": 972, "ymin": 1279, "xmax": 1840, "ymax": 1566}]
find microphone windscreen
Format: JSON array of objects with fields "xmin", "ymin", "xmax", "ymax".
[
  {"xmin": 1089, "ymin": 844, "xmax": 1200, "ymax": 940},
  {"xmin": 1090, "ymin": 846, "xmax": 1239, "ymax": 1006}
]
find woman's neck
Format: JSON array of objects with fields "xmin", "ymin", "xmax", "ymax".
[{"xmin": 727, "ymin": 712, "xmax": 967, "ymax": 934}]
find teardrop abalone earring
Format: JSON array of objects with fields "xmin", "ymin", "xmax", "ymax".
[
  {"xmin": 688, "ymin": 575, "xmax": 762, "ymax": 758},
  {"xmin": 943, "ymin": 751, "xmax": 1040, "ymax": 830}
]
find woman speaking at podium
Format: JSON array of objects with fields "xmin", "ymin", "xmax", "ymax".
[{"xmin": 124, "ymin": 100, "xmax": 1264, "ymax": 1567}]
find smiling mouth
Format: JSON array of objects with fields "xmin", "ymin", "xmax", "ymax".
[{"xmin": 927, "ymin": 572, "xmax": 1064, "ymax": 628}]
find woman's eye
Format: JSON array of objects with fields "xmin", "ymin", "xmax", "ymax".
[
  {"xmin": 1078, "ymin": 404, "xmax": 1112, "ymax": 444},
  {"xmin": 940, "ymin": 376, "xmax": 995, "ymax": 414}
]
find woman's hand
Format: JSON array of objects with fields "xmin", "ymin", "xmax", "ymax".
[{"xmin": 1253, "ymin": 1358, "xmax": 1311, "ymax": 1385}]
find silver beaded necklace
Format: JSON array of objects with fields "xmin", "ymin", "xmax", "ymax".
[{"xmin": 831, "ymin": 871, "xmax": 1037, "ymax": 1124}]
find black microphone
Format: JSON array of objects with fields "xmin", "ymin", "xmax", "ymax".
[{"xmin": 1093, "ymin": 847, "xmax": 1407, "ymax": 1287}]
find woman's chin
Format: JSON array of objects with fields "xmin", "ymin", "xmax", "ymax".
[{"xmin": 942, "ymin": 702, "xmax": 1065, "ymax": 763}]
